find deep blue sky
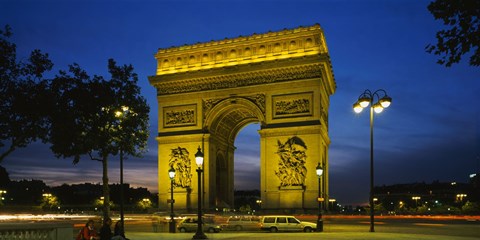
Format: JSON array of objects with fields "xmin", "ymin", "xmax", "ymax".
[{"xmin": 1, "ymin": 0, "xmax": 479, "ymax": 205}]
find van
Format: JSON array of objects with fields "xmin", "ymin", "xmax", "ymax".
[
  {"xmin": 223, "ymin": 215, "xmax": 261, "ymax": 231},
  {"xmin": 259, "ymin": 215, "xmax": 317, "ymax": 232}
]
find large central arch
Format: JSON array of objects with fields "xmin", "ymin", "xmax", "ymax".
[{"xmin": 148, "ymin": 24, "xmax": 336, "ymax": 212}]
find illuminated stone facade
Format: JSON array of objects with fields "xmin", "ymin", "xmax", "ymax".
[{"xmin": 148, "ymin": 24, "xmax": 336, "ymax": 212}]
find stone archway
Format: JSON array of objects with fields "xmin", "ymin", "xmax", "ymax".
[{"xmin": 148, "ymin": 24, "xmax": 336, "ymax": 212}]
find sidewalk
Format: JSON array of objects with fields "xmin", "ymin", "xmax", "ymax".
[{"xmin": 125, "ymin": 232, "xmax": 480, "ymax": 240}]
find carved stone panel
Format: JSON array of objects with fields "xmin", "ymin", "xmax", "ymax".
[
  {"xmin": 163, "ymin": 104, "xmax": 197, "ymax": 128},
  {"xmin": 203, "ymin": 93, "xmax": 266, "ymax": 117},
  {"xmin": 169, "ymin": 147, "xmax": 192, "ymax": 188},
  {"xmin": 275, "ymin": 136, "xmax": 308, "ymax": 187},
  {"xmin": 272, "ymin": 92, "xmax": 313, "ymax": 119}
]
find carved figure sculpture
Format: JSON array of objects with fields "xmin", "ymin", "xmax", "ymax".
[
  {"xmin": 169, "ymin": 147, "xmax": 192, "ymax": 188},
  {"xmin": 275, "ymin": 136, "xmax": 307, "ymax": 187}
]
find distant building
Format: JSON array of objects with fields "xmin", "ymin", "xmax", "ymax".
[{"xmin": 374, "ymin": 179, "xmax": 477, "ymax": 213}]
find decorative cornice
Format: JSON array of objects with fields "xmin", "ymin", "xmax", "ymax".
[
  {"xmin": 152, "ymin": 63, "xmax": 324, "ymax": 95},
  {"xmin": 153, "ymin": 24, "xmax": 328, "ymax": 76}
]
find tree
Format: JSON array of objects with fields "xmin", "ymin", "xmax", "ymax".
[
  {"xmin": 40, "ymin": 193, "xmax": 60, "ymax": 211},
  {"xmin": 0, "ymin": 25, "xmax": 53, "ymax": 163},
  {"xmin": 0, "ymin": 166, "xmax": 10, "ymax": 188},
  {"xmin": 49, "ymin": 59, "xmax": 149, "ymax": 219},
  {"xmin": 426, "ymin": 0, "xmax": 480, "ymax": 67}
]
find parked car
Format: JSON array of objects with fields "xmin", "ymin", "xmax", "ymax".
[
  {"xmin": 223, "ymin": 215, "xmax": 261, "ymax": 231},
  {"xmin": 177, "ymin": 216, "xmax": 222, "ymax": 233},
  {"xmin": 259, "ymin": 215, "xmax": 317, "ymax": 232}
]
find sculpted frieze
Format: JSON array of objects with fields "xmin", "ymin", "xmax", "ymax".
[
  {"xmin": 272, "ymin": 92, "xmax": 313, "ymax": 118},
  {"xmin": 203, "ymin": 93, "xmax": 266, "ymax": 118},
  {"xmin": 155, "ymin": 64, "xmax": 322, "ymax": 95},
  {"xmin": 163, "ymin": 104, "xmax": 197, "ymax": 127}
]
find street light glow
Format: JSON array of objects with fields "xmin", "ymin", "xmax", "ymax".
[
  {"xmin": 195, "ymin": 146, "xmax": 204, "ymax": 168},
  {"xmin": 352, "ymin": 89, "xmax": 392, "ymax": 233},
  {"xmin": 316, "ymin": 163, "xmax": 324, "ymax": 177},
  {"xmin": 379, "ymin": 96, "xmax": 392, "ymax": 108},
  {"xmin": 168, "ymin": 167, "xmax": 176, "ymax": 180},
  {"xmin": 359, "ymin": 96, "xmax": 371, "ymax": 108},
  {"xmin": 353, "ymin": 102, "xmax": 363, "ymax": 113},
  {"xmin": 373, "ymin": 103, "xmax": 384, "ymax": 113}
]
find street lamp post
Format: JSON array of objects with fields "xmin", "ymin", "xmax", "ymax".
[
  {"xmin": 316, "ymin": 162, "xmax": 324, "ymax": 232},
  {"xmin": 353, "ymin": 89, "xmax": 392, "ymax": 233},
  {"xmin": 169, "ymin": 167, "xmax": 176, "ymax": 233},
  {"xmin": 193, "ymin": 146, "xmax": 207, "ymax": 239},
  {"xmin": 119, "ymin": 147, "xmax": 125, "ymax": 235},
  {"xmin": 115, "ymin": 106, "xmax": 130, "ymax": 237}
]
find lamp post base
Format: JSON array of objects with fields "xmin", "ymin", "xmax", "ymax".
[
  {"xmin": 316, "ymin": 214, "xmax": 324, "ymax": 232},
  {"xmin": 192, "ymin": 232, "xmax": 208, "ymax": 239},
  {"xmin": 169, "ymin": 220, "xmax": 176, "ymax": 233}
]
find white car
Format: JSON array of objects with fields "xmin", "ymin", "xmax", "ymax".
[{"xmin": 259, "ymin": 215, "xmax": 317, "ymax": 232}]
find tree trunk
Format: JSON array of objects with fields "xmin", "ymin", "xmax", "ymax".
[{"xmin": 102, "ymin": 155, "xmax": 110, "ymax": 219}]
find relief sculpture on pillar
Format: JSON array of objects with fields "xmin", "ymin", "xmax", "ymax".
[
  {"xmin": 169, "ymin": 147, "xmax": 192, "ymax": 188},
  {"xmin": 275, "ymin": 136, "xmax": 308, "ymax": 187},
  {"xmin": 164, "ymin": 104, "xmax": 196, "ymax": 128}
]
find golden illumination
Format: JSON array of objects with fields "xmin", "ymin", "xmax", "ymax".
[
  {"xmin": 149, "ymin": 24, "xmax": 336, "ymax": 211},
  {"xmin": 154, "ymin": 25, "xmax": 327, "ymax": 76}
]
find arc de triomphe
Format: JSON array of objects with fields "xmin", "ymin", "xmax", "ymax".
[{"xmin": 148, "ymin": 24, "xmax": 336, "ymax": 212}]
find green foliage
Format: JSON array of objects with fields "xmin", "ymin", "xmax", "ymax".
[
  {"xmin": 49, "ymin": 59, "xmax": 149, "ymax": 218},
  {"xmin": 49, "ymin": 59, "xmax": 149, "ymax": 163},
  {"xmin": 239, "ymin": 204, "xmax": 252, "ymax": 213},
  {"xmin": 94, "ymin": 198, "xmax": 115, "ymax": 209},
  {"xmin": 136, "ymin": 198, "xmax": 152, "ymax": 211},
  {"xmin": 461, "ymin": 201, "xmax": 480, "ymax": 214},
  {"xmin": 426, "ymin": 0, "xmax": 480, "ymax": 67},
  {"xmin": 0, "ymin": 25, "xmax": 53, "ymax": 163},
  {"xmin": 40, "ymin": 194, "xmax": 60, "ymax": 210}
]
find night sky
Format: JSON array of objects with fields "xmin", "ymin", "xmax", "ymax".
[{"xmin": 1, "ymin": 0, "xmax": 479, "ymax": 206}]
